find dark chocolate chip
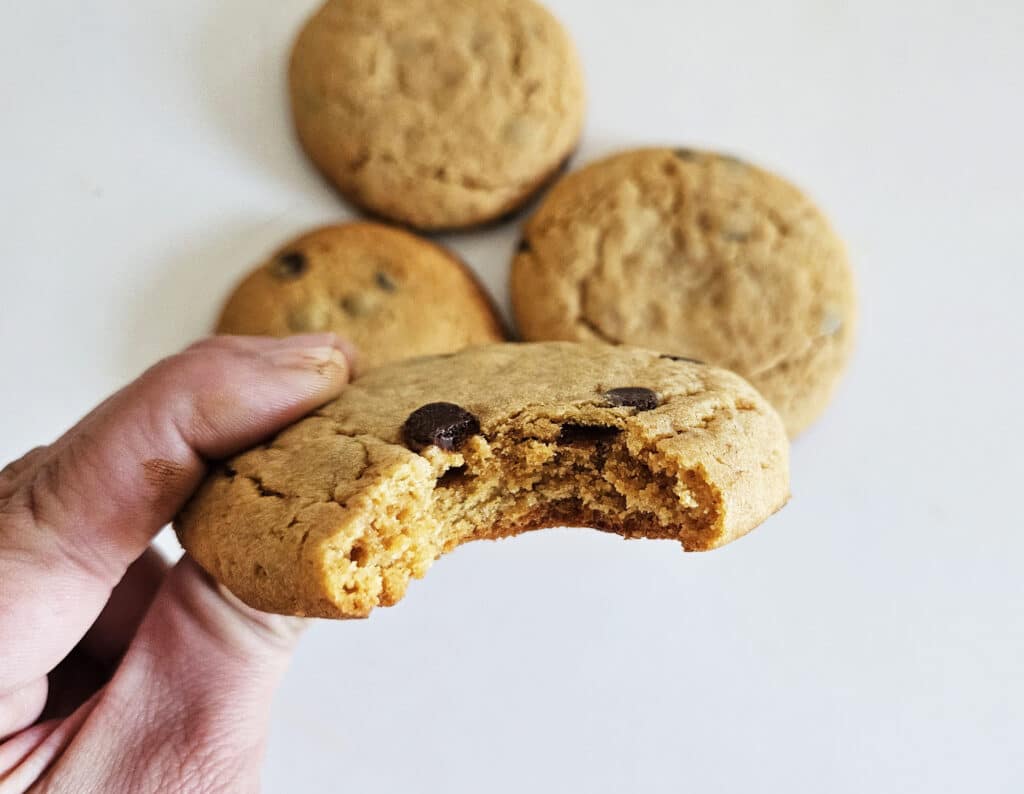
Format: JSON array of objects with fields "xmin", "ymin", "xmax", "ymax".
[
  {"xmin": 604, "ymin": 387, "xmax": 660, "ymax": 411},
  {"xmin": 375, "ymin": 271, "xmax": 398, "ymax": 292},
  {"xmin": 557, "ymin": 424, "xmax": 623, "ymax": 445},
  {"xmin": 223, "ymin": 464, "xmax": 238, "ymax": 479},
  {"xmin": 674, "ymin": 148, "xmax": 699, "ymax": 161},
  {"xmin": 270, "ymin": 251, "xmax": 308, "ymax": 279},
  {"xmin": 661, "ymin": 354, "xmax": 705, "ymax": 365},
  {"xmin": 402, "ymin": 403, "xmax": 481, "ymax": 452},
  {"xmin": 517, "ymin": 238, "xmax": 531, "ymax": 253}
]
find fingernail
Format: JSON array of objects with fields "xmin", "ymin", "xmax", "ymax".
[
  {"xmin": 270, "ymin": 334, "xmax": 359, "ymax": 371},
  {"xmin": 333, "ymin": 338, "xmax": 360, "ymax": 373},
  {"xmin": 266, "ymin": 345, "xmax": 350, "ymax": 380}
]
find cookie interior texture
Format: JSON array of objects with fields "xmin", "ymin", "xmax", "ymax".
[
  {"xmin": 176, "ymin": 343, "xmax": 789, "ymax": 618},
  {"xmin": 511, "ymin": 147, "xmax": 857, "ymax": 436},
  {"xmin": 288, "ymin": 0, "xmax": 586, "ymax": 230},
  {"xmin": 216, "ymin": 223, "xmax": 506, "ymax": 370}
]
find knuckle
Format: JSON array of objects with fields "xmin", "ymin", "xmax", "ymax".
[
  {"xmin": 139, "ymin": 346, "xmax": 246, "ymax": 400},
  {"xmin": 0, "ymin": 444, "xmax": 118, "ymax": 582},
  {"xmin": 183, "ymin": 336, "xmax": 225, "ymax": 353},
  {"xmin": 0, "ymin": 446, "xmax": 49, "ymax": 479},
  {"xmin": 0, "ymin": 446, "xmax": 50, "ymax": 499},
  {"xmin": 1, "ymin": 454, "xmax": 61, "ymax": 530},
  {"xmin": 139, "ymin": 351, "xmax": 199, "ymax": 388}
]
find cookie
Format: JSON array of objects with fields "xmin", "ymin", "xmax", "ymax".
[
  {"xmin": 510, "ymin": 148, "xmax": 857, "ymax": 437},
  {"xmin": 216, "ymin": 222, "xmax": 506, "ymax": 370},
  {"xmin": 175, "ymin": 342, "xmax": 789, "ymax": 618},
  {"xmin": 288, "ymin": 0, "xmax": 586, "ymax": 231}
]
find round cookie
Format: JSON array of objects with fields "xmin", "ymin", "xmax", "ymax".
[
  {"xmin": 288, "ymin": 0, "xmax": 586, "ymax": 231},
  {"xmin": 511, "ymin": 148, "xmax": 856, "ymax": 436},
  {"xmin": 217, "ymin": 222, "xmax": 506, "ymax": 370},
  {"xmin": 176, "ymin": 342, "xmax": 790, "ymax": 618}
]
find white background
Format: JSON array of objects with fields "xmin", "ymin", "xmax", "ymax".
[{"xmin": 2, "ymin": 1, "xmax": 1022, "ymax": 791}]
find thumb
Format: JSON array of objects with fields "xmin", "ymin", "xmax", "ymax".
[
  {"xmin": 38, "ymin": 557, "xmax": 304, "ymax": 792},
  {"xmin": 0, "ymin": 333, "xmax": 351, "ymax": 695}
]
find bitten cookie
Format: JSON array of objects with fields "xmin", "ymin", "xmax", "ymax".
[
  {"xmin": 216, "ymin": 223, "xmax": 506, "ymax": 370},
  {"xmin": 176, "ymin": 342, "xmax": 789, "ymax": 618},
  {"xmin": 288, "ymin": 0, "xmax": 586, "ymax": 231},
  {"xmin": 511, "ymin": 148, "xmax": 857, "ymax": 436}
]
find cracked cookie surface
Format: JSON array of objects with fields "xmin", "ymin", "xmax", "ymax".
[
  {"xmin": 217, "ymin": 223, "xmax": 506, "ymax": 370},
  {"xmin": 288, "ymin": 0, "xmax": 585, "ymax": 230},
  {"xmin": 510, "ymin": 148, "xmax": 857, "ymax": 436},
  {"xmin": 175, "ymin": 342, "xmax": 789, "ymax": 618}
]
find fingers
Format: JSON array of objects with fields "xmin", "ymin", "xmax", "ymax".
[
  {"xmin": 0, "ymin": 334, "xmax": 352, "ymax": 695},
  {"xmin": 39, "ymin": 647, "xmax": 110, "ymax": 725},
  {"xmin": 0, "ymin": 548, "xmax": 170, "ymax": 742},
  {"xmin": 79, "ymin": 548, "xmax": 168, "ymax": 666},
  {"xmin": 29, "ymin": 558, "xmax": 304, "ymax": 792},
  {"xmin": 0, "ymin": 718, "xmax": 62, "ymax": 785},
  {"xmin": 32, "ymin": 550, "xmax": 169, "ymax": 725},
  {"xmin": 0, "ymin": 678, "xmax": 47, "ymax": 742},
  {"xmin": 124, "ymin": 556, "xmax": 305, "ymax": 716},
  {"xmin": 0, "ymin": 697, "xmax": 99, "ymax": 792}
]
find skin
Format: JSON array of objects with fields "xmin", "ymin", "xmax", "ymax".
[{"xmin": 0, "ymin": 334, "xmax": 355, "ymax": 792}]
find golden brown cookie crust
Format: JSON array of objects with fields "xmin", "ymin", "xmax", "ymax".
[
  {"xmin": 176, "ymin": 342, "xmax": 789, "ymax": 618},
  {"xmin": 217, "ymin": 222, "xmax": 506, "ymax": 370},
  {"xmin": 511, "ymin": 148, "xmax": 857, "ymax": 436},
  {"xmin": 288, "ymin": 0, "xmax": 586, "ymax": 231}
]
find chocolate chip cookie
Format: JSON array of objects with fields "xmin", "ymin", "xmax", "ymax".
[
  {"xmin": 511, "ymin": 148, "xmax": 857, "ymax": 436},
  {"xmin": 216, "ymin": 223, "xmax": 506, "ymax": 370},
  {"xmin": 175, "ymin": 342, "xmax": 790, "ymax": 618},
  {"xmin": 288, "ymin": 0, "xmax": 586, "ymax": 230}
]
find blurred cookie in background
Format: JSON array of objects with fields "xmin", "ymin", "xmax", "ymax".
[
  {"xmin": 218, "ymin": 222, "xmax": 506, "ymax": 370},
  {"xmin": 511, "ymin": 147, "xmax": 856, "ymax": 436},
  {"xmin": 288, "ymin": 0, "xmax": 586, "ymax": 231}
]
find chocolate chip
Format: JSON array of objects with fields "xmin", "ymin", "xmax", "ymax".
[
  {"xmin": 674, "ymin": 148, "xmax": 698, "ymax": 161},
  {"xmin": 557, "ymin": 424, "xmax": 622, "ymax": 445},
  {"xmin": 270, "ymin": 252, "xmax": 307, "ymax": 279},
  {"xmin": 604, "ymin": 387, "xmax": 660, "ymax": 411},
  {"xmin": 517, "ymin": 238, "xmax": 531, "ymax": 253},
  {"xmin": 375, "ymin": 271, "xmax": 398, "ymax": 292},
  {"xmin": 661, "ymin": 354, "xmax": 705, "ymax": 365},
  {"xmin": 223, "ymin": 464, "xmax": 238, "ymax": 479},
  {"xmin": 403, "ymin": 403, "xmax": 481, "ymax": 452}
]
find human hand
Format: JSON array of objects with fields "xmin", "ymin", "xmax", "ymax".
[{"xmin": 0, "ymin": 334, "xmax": 353, "ymax": 792}]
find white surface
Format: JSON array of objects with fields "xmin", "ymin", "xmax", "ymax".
[{"xmin": 2, "ymin": 0, "xmax": 1022, "ymax": 791}]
